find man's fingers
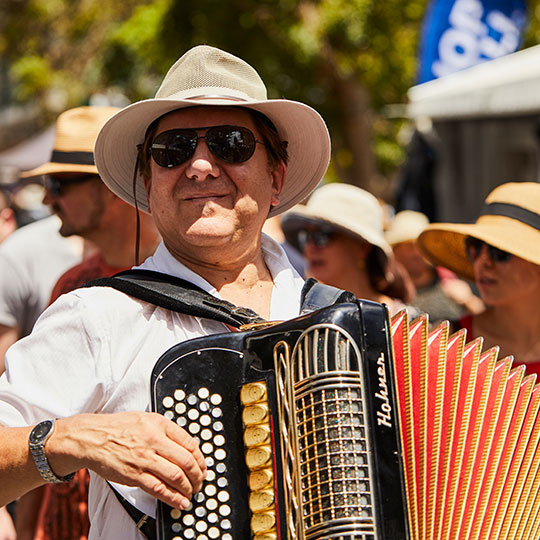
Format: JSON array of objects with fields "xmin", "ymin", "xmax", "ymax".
[
  {"xmin": 162, "ymin": 415, "xmax": 207, "ymax": 470},
  {"xmin": 140, "ymin": 440, "xmax": 206, "ymax": 499},
  {"xmin": 135, "ymin": 470, "xmax": 193, "ymax": 510},
  {"xmin": 57, "ymin": 412, "xmax": 208, "ymax": 504}
]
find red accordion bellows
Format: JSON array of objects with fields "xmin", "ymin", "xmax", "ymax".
[{"xmin": 391, "ymin": 311, "xmax": 540, "ymax": 540}]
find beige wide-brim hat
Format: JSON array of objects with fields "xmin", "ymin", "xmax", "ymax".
[
  {"xmin": 418, "ymin": 182, "xmax": 540, "ymax": 282},
  {"xmin": 385, "ymin": 210, "xmax": 430, "ymax": 246},
  {"xmin": 281, "ymin": 182, "xmax": 392, "ymax": 261},
  {"xmin": 20, "ymin": 106, "xmax": 121, "ymax": 178},
  {"xmin": 94, "ymin": 45, "xmax": 330, "ymax": 217}
]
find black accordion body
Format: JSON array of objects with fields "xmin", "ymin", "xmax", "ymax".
[
  {"xmin": 151, "ymin": 298, "xmax": 540, "ymax": 539},
  {"xmin": 151, "ymin": 300, "xmax": 407, "ymax": 540}
]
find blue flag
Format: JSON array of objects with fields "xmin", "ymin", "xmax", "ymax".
[{"xmin": 418, "ymin": 0, "xmax": 528, "ymax": 83}]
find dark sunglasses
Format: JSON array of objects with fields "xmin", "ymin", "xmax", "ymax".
[
  {"xmin": 465, "ymin": 236, "xmax": 513, "ymax": 263},
  {"xmin": 298, "ymin": 229, "xmax": 335, "ymax": 250},
  {"xmin": 149, "ymin": 125, "xmax": 265, "ymax": 168},
  {"xmin": 43, "ymin": 174, "xmax": 99, "ymax": 197}
]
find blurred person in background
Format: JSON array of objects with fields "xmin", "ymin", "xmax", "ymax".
[
  {"xmin": 281, "ymin": 182, "xmax": 415, "ymax": 314},
  {"xmin": 0, "ymin": 215, "xmax": 86, "ymax": 372},
  {"xmin": 418, "ymin": 182, "xmax": 540, "ymax": 376},
  {"xmin": 386, "ymin": 209, "xmax": 483, "ymax": 325},
  {"xmin": 0, "ymin": 106, "xmax": 122, "ymax": 374},
  {"xmin": 11, "ymin": 106, "xmax": 160, "ymax": 540}
]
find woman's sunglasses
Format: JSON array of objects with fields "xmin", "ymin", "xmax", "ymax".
[
  {"xmin": 149, "ymin": 125, "xmax": 265, "ymax": 168},
  {"xmin": 298, "ymin": 229, "xmax": 335, "ymax": 250},
  {"xmin": 43, "ymin": 174, "xmax": 99, "ymax": 198},
  {"xmin": 465, "ymin": 236, "xmax": 513, "ymax": 263}
]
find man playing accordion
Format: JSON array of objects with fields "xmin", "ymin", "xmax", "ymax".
[{"xmin": 0, "ymin": 45, "xmax": 333, "ymax": 539}]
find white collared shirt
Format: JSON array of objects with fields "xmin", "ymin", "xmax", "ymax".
[{"xmin": 0, "ymin": 234, "xmax": 304, "ymax": 539}]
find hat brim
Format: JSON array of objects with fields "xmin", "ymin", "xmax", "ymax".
[
  {"xmin": 418, "ymin": 216, "xmax": 540, "ymax": 282},
  {"xmin": 94, "ymin": 98, "xmax": 330, "ymax": 217},
  {"xmin": 20, "ymin": 163, "xmax": 98, "ymax": 179},
  {"xmin": 281, "ymin": 203, "xmax": 392, "ymax": 256}
]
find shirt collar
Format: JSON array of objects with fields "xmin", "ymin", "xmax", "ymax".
[{"xmin": 137, "ymin": 235, "xmax": 304, "ymax": 319}]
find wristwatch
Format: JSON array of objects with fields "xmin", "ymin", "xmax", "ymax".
[{"xmin": 28, "ymin": 419, "xmax": 75, "ymax": 483}]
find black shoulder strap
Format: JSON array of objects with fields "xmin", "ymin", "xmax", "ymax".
[
  {"xmin": 109, "ymin": 485, "xmax": 156, "ymax": 540},
  {"xmin": 85, "ymin": 271, "xmax": 354, "ymax": 323},
  {"xmin": 300, "ymin": 277, "xmax": 356, "ymax": 314},
  {"xmin": 83, "ymin": 269, "xmax": 266, "ymax": 328},
  {"xmin": 86, "ymin": 272, "xmax": 352, "ymax": 536}
]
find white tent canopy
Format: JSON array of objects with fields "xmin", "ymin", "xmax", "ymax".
[{"xmin": 407, "ymin": 43, "xmax": 540, "ymax": 120}]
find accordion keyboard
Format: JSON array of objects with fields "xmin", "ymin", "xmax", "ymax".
[{"xmin": 160, "ymin": 386, "xmax": 233, "ymax": 540}]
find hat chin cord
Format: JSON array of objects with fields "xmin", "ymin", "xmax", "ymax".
[{"xmin": 132, "ymin": 152, "xmax": 142, "ymax": 266}]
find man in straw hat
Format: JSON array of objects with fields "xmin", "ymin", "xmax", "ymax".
[
  {"xmin": 4, "ymin": 106, "xmax": 161, "ymax": 540},
  {"xmin": 0, "ymin": 106, "xmax": 161, "ymax": 374},
  {"xmin": 0, "ymin": 107, "xmax": 119, "ymax": 373},
  {"xmin": 0, "ymin": 45, "xmax": 331, "ymax": 538},
  {"xmin": 417, "ymin": 181, "xmax": 540, "ymax": 375}
]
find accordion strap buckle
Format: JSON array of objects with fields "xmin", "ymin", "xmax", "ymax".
[
  {"xmin": 136, "ymin": 514, "xmax": 150, "ymax": 530},
  {"xmin": 238, "ymin": 320, "xmax": 284, "ymax": 332}
]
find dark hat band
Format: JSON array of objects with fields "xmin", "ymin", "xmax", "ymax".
[
  {"xmin": 481, "ymin": 202, "xmax": 540, "ymax": 232},
  {"xmin": 51, "ymin": 150, "xmax": 95, "ymax": 166}
]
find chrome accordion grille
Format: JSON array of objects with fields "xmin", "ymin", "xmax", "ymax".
[{"xmin": 276, "ymin": 323, "xmax": 379, "ymax": 540}]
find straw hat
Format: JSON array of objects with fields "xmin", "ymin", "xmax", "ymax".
[
  {"xmin": 418, "ymin": 182, "xmax": 540, "ymax": 282},
  {"xmin": 281, "ymin": 182, "xmax": 392, "ymax": 259},
  {"xmin": 20, "ymin": 106, "xmax": 121, "ymax": 178},
  {"xmin": 385, "ymin": 210, "xmax": 430, "ymax": 246},
  {"xmin": 94, "ymin": 45, "xmax": 330, "ymax": 217}
]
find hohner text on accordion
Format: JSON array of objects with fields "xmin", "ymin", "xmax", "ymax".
[{"xmin": 375, "ymin": 352, "xmax": 393, "ymax": 429}]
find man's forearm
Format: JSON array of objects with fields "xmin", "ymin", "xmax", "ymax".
[
  {"xmin": 0, "ymin": 412, "xmax": 207, "ymax": 509},
  {"xmin": 0, "ymin": 425, "xmax": 46, "ymax": 506}
]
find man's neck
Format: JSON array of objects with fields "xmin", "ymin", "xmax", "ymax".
[{"xmin": 167, "ymin": 240, "xmax": 275, "ymax": 319}]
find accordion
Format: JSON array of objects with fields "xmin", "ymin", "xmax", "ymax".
[{"xmin": 151, "ymin": 299, "xmax": 540, "ymax": 540}]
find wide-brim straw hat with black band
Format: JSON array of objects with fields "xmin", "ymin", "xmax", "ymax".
[
  {"xmin": 418, "ymin": 182, "xmax": 540, "ymax": 282},
  {"xmin": 281, "ymin": 182, "xmax": 392, "ymax": 262},
  {"xmin": 94, "ymin": 45, "xmax": 330, "ymax": 217},
  {"xmin": 20, "ymin": 106, "xmax": 121, "ymax": 178}
]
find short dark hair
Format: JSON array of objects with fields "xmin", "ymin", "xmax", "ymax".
[{"xmin": 137, "ymin": 107, "xmax": 288, "ymax": 180}]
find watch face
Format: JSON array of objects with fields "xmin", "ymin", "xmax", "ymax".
[{"xmin": 30, "ymin": 420, "xmax": 53, "ymax": 443}]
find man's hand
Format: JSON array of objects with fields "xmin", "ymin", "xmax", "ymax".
[{"xmin": 48, "ymin": 412, "xmax": 207, "ymax": 510}]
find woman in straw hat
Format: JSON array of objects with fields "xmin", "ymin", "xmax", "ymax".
[
  {"xmin": 418, "ymin": 182, "xmax": 540, "ymax": 376},
  {"xmin": 282, "ymin": 182, "xmax": 415, "ymax": 314}
]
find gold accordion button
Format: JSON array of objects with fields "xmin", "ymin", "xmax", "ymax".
[
  {"xmin": 251, "ymin": 511, "xmax": 276, "ymax": 533},
  {"xmin": 244, "ymin": 424, "xmax": 271, "ymax": 447},
  {"xmin": 242, "ymin": 403, "xmax": 269, "ymax": 425},
  {"xmin": 249, "ymin": 489, "xmax": 275, "ymax": 512},
  {"xmin": 240, "ymin": 382, "xmax": 267, "ymax": 404},
  {"xmin": 253, "ymin": 534, "xmax": 277, "ymax": 540},
  {"xmin": 249, "ymin": 469, "xmax": 273, "ymax": 491},
  {"xmin": 245, "ymin": 445, "xmax": 272, "ymax": 469}
]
